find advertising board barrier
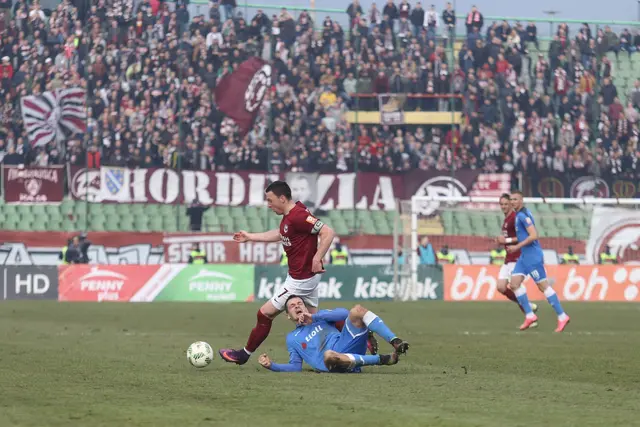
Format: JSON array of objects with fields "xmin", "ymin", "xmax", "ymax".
[
  {"xmin": 0, "ymin": 266, "xmax": 58, "ymax": 300},
  {"xmin": 254, "ymin": 265, "xmax": 443, "ymax": 301},
  {"xmin": 444, "ymin": 265, "xmax": 640, "ymax": 302}
]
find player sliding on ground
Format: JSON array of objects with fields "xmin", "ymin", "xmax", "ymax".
[
  {"xmin": 506, "ymin": 191, "xmax": 571, "ymax": 332},
  {"xmin": 495, "ymin": 193, "xmax": 538, "ymax": 324},
  {"xmin": 219, "ymin": 181, "xmax": 338, "ymax": 365},
  {"xmin": 258, "ymin": 296, "xmax": 409, "ymax": 373}
]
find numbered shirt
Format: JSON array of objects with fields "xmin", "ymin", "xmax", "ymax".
[{"xmin": 280, "ymin": 201, "xmax": 324, "ymax": 279}]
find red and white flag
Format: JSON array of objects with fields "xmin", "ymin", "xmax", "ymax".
[
  {"xmin": 20, "ymin": 88, "xmax": 87, "ymax": 147},
  {"xmin": 214, "ymin": 57, "xmax": 272, "ymax": 137}
]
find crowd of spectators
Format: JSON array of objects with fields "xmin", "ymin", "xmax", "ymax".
[{"xmin": 0, "ymin": 0, "xmax": 639, "ymax": 180}]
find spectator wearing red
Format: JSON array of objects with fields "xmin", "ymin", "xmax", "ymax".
[{"xmin": 0, "ymin": 56, "xmax": 13, "ymax": 80}]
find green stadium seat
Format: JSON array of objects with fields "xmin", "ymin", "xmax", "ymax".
[
  {"xmin": 248, "ymin": 219, "xmax": 263, "ymax": 232},
  {"xmin": 62, "ymin": 219, "xmax": 77, "ymax": 232},
  {"xmin": 216, "ymin": 206, "xmax": 231, "ymax": 218},
  {"xmin": 73, "ymin": 203, "xmax": 88, "ymax": 215},
  {"xmin": 31, "ymin": 205, "xmax": 46, "ymax": 216},
  {"xmin": 333, "ymin": 222, "xmax": 350, "ymax": 236},
  {"xmin": 48, "ymin": 220, "xmax": 63, "ymax": 231},
  {"xmin": 102, "ymin": 204, "xmax": 118, "ymax": 216},
  {"xmin": 149, "ymin": 217, "xmax": 164, "ymax": 231},
  {"xmin": 550, "ymin": 204, "xmax": 565, "ymax": 214},
  {"xmin": 244, "ymin": 206, "xmax": 260, "ymax": 218}
]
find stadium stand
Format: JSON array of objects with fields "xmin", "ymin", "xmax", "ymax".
[{"xmin": 0, "ymin": 1, "xmax": 638, "ymax": 237}]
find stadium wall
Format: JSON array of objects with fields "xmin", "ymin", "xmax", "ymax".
[{"xmin": 0, "ymin": 231, "xmax": 586, "ymax": 266}]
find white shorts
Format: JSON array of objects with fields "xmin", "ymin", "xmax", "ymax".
[
  {"xmin": 498, "ymin": 262, "xmax": 516, "ymax": 281},
  {"xmin": 271, "ymin": 274, "xmax": 321, "ymax": 311}
]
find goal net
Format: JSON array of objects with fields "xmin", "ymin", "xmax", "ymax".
[{"xmin": 394, "ymin": 196, "xmax": 640, "ymax": 300}]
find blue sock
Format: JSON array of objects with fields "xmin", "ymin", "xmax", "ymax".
[
  {"xmin": 514, "ymin": 285, "xmax": 534, "ymax": 315},
  {"xmin": 349, "ymin": 354, "xmax": 381, "ymax": 366},
  {"xmin": 544, "ymin": 287, "xmax": 565, "ymax": 316},
  {"xmin": 363, "ymin": 312, "xmax": 396, "ymax": 343}
]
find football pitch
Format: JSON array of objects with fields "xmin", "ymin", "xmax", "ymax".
[{"xmin": 1, "ymin": 301, "xmax": 639, "ymax": 427}]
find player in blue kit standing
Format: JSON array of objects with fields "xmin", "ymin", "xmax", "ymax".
[
  {"xmin": 506, "ymin": 191, "xmax": 571, "ymax": 332},
  {"xmin": 258, "ymin": 296, "xmax": 409, "ymax": 373}
]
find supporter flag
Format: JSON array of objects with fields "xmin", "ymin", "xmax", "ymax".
[
  {"xmin": 100, "ymin": 167, "xmax": 131, "ymax": 202},
  {"xmin": 378, "ymin": 93, "xmax": 406, "ymax": 125},
  {"xmin": 214, "ymin": 57, "xmax": 272, "ymax": 137},
  {"xmin": 20, "ymin": 88, "xmax": 87, "ymax": 147}
]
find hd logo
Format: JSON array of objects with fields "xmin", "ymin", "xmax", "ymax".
[{"xmin": 0, "ymin": 266, "xmax": 59, "ymax": 300}]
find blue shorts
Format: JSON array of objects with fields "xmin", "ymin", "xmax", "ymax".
[
  {"xmin": 330, "ymin": 318, "xmax": 369, "ymax": 355},
  {"xmin": 512, "ymin": 257, "xmax": 547, "ymax": 283}
]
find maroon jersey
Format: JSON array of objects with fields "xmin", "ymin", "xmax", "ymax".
[
  {"xmin": 280, "ymin": 202, "xmax": 324, "ymax": 280},
  {"xmin": 502, "ymin": 211, "xmax": 521, "ymax": 263}
]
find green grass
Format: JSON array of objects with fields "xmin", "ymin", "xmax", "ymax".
[{"xmin": 1, "ymin": 302, "xmax": 640, "ymax": 427}]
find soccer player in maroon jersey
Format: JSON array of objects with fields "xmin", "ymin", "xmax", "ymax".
[
  {"xmin": 219, "ymin": 181, "xmax": 336, "ymax": 365},
  {"xmin": 495, "ymin": 194, "xmax": 538, "ymax": 322}
]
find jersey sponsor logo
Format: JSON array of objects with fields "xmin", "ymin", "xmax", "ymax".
[
  {"xmin": 306, "ymin": 215, "xmax": 318, "ymax": 224},
  {"xmin": 280, "ymin": 235, "xmax": 292, "ymax": 247},
  {"xmin": 305, "ymin": 325, "xmax": 323, "ymax": 342}
]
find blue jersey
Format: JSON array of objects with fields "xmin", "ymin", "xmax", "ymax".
[
  {"xmin": 515, "ymin": 208, "xmax": 543, "ymax": 261},
  {"xmin": 270, "ymin": 308, "xmax": 350, "ymax": 373}
]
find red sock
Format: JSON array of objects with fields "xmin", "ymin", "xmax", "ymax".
[
  {"xmin": 501, "ymin": 288, "xmax": 524, "ymax": 313},
  {"xmin": 334, "ymin": 320, "xmax": 345, "ymax": 332},
  {"xmin": 245, "ymin": 310, "xmax": 273, "ymax": 353}
]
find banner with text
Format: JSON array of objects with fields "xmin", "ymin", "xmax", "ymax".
[
  {"xmin": 254, "ymin": 265, "xmax": 443, "ymax": 301},
  {"xmin": 58, "ymin": 265, "xmax": 162, "ymax": 302},
  {"xmin": 1, "ymin": 266, "xmax": 59, "ymax": 300},
  {"xmin": 524, "ymin": 172, "xmax": 640, "ymax": 199},
  {"xmin": 2, "ymin": 166, "xmax": 65, "ymax": 204},
  {"xmin": 57, "ymin": 264, "xmax": 255, "ymax": 302},
  {"xmin": 153, "ymin": 265, "xmax": 254, "ymax": 302},
  {"xmin": 68, "ymin": 166, "xmax": 482, "ymax": 211},
  {"xmin": 0, "ymin": 231, "xmax": 585, "ymax": 266},
  {"xmin": 443, "ymin": 265, "xmax": 640, "ymax": 302}
]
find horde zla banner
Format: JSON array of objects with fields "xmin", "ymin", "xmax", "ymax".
[{"xmin": 68, "ymin": 166, "xmax": 484, "ymax": 209}]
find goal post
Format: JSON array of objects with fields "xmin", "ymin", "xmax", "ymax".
[{"xmin": 394, "ymin": 195, "xmax": 640, "ymax": 299}]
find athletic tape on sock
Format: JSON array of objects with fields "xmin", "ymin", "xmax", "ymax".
[
  {"xmin": 363, "ymin": 311, "xmax": 378, "ymax": 327},
  {"xmin": 514, "ymin": 286, "xmax": 528, "ymax": 297},
  {"xmin": 543, "ymin": 287, "xmax": 556, "ymax": 298}
]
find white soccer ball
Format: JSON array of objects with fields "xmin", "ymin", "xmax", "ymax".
[{"xmin": 187, "ymin": 341, "xmax": 214, "ymax": 368}]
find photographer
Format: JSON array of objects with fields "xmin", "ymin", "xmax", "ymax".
[{"xmin": 78, "ymin": 233, "xmax": 92, "ymax": 264}]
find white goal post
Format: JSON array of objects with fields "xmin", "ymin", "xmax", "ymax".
[{"xmin": 392, "ymin": 195, "xmax": 640, "ymax": 300}]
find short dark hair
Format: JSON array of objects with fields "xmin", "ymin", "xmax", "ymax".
[
  {"xmin": 284, "ymin": 295, "xmax": 303, "ymax": 314},
  {"xmin": 500, "ymin": 193, "xmax": 510, "ymax": 201},
  {"xmin": 265, "ymin": 180, "xmax": 292, "ymax": 200}
]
